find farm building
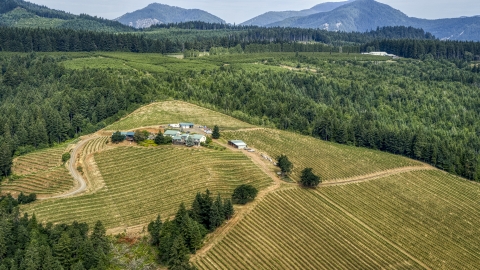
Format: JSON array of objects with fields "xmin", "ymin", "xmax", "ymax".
[
  {"xmin": 169, "ymin": 124, "xmax": 180, "ymax": 128},
  {"xmin": 120, "ymin": 131, "xmax": 135, "ymax": 141},
  {"xmin": 179, "ymin": 122, "xmax": 195, "ymax": 129},
  {"xmin": 228, "ymin": 140, "xmax": 247, "ymax": 149},
  {"xmin": 172, "ymin": 135, "xmax": 184, "ymax": 145},
  {"xmin": 164, "ymin": 130, "xmax": 181, "ymax": 137},
  {"xmin": 191, "ymin": 134, "xmax": 206, "ymax": 146}
]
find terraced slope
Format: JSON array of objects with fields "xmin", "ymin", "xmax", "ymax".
[
  {"xmin": 194, "ymin": 170, "xmax": 480, "ymax": 269},
  {"xmin": 11, "ymin": 147, "xmax": 65, "ymax": 175},
  {"xmin": 106, "ymin": 100, "xmax": 254, "ymax": 131},
  {"xmin": 23, "ymin": 146, "xmax": 271, "ymax": 229},
  {"xmin": 1, "ymin": 167, "xmax": 74, "ymax": 196},
  {"xmin": 1, "ymin": 146, "xmax": 75, "ymax": 196},
  {"xmin": 223, "ymin": 128, "xmax": 423, "ymax": 181}
]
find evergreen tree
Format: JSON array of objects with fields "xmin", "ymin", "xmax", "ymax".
[
  {"xmin": 154, "ymin": 132, "xmax": 165, "ymax": 145},
  {"xmin": 223, "ymin": 199, "xmax": 234, "ymax": 220},
  {"xmin": 53, "ymin": 232, "xmax": 73, "ymax": 269},
  {"xmin": 147, "ymin": 215, "xmax": 163, "ymax": 246},
  {"xmin": 300, "ymin": 168, "xmax": 321, "ymax": 187},
  {"xmin": 91, "ymin": 221, "xmax": 109, "ymax": 255},
  {"xmin": 0, "ymin": 141, "xmax": 12, "ymax": 177},
  {"xmin": 212, "ymin": 125, "xmax": 220, "ymax": 139},
  {"xmin": 167, "ymin": 235, "xmax": 190, "ymax": 269},
  {"xmin": 185, "ymin": 136, "xmax": 195, "ymax": 147},
  {"xmin": 209, "ymin": 195, "xmax": 224, "ymax": 231}
]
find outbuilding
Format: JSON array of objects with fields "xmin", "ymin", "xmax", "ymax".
[
  {"xmin": 164, "ymin": 130, "xmax": 181, "ymax": 137},
  {"xmin": 228, "ymin": 140, "xmax": 247, "ymax": 149},
  {"xmin": 179, "ymin": 122, "xmax": 195, "ymax": 129},
  {"xmin": 120, "ymin": 131, "xmax": 135, "ymax": 141}
]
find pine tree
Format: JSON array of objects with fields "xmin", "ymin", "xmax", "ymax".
[
  {"xmin": 212, "ymin": 125, "xmax": 220, "ymax": 139},
  {"xmin": 154, "ymin": 132, "xmax": 165, "ymax": 145},
  {"xmin": 53, "ymin": 232, "xmax": 73, "ymax": 269},
  {"xmin": 0, "ymin": 141, "xmax": 12, "ymax": 177},
  {"xmin": 91, "ymin": 221, "xmax": 109, "ymax": 255},
  {"xmin": 147, "ymin": 215, "xmax": 163, "ymax": 246},
  {"xmin": 223, "ymin": 199, "xmax": 234, "ymax": 220},
  {"xmin": 167, "ymin": 235, "xmax": 190, "ymax": 269}
]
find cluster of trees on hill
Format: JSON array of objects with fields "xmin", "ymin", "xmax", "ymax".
[
  {"xmin": 0, "ymin": 194, "xmax": 110, "ymax": 269},
  {"xmin": 362, "ymin": 39, "xmax": 480, "ymax": 60},
  {"xmin": 148, "ymin": 189, "xmax": 233, "ymax": 269}
]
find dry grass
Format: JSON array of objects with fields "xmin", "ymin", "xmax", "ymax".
[
  {"xmin": 106, "ymin": 100, "xmax": 254, "ymax": 131},
  {"xmin": 222, "ymin": 128, "xmax": 422, "ymax": 182}
]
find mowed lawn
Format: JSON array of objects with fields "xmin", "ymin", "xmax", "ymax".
[
  {"xmin": 23, "ymin": 146, "xmax": 271, "ymax": 229},
  {"xmin": 222, "ymin": 128, "xmax": 423, "ymax": 182},
  {"xmin": 194, "ymin": 170, "xmax": 480, "ymax": 269},
  {"xmin": 106, "ymin": 100, "xmax": 254, "ymax": 131}
]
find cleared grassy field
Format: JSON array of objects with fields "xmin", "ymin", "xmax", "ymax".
[
  {"xmin": 195, "ymin": 170, "xmax": 480, "ymax": 269},
  {"xmin": 23, "ymin": 146, "xmax": 271, "ymax": 229},
  {"xmin": 319, "ymin": 170, "xmax": 480, "ymax": 269},
  {"xmin": 223, "ymin": 128, "xmax": 422, "ymax": 181},
  {"xmin": 193, "ymin": 187, "xmax": 422, "ymax": 269},
  {"xmin": 106, "ymin": 100, "xmax": 254, "ymax": 131}
]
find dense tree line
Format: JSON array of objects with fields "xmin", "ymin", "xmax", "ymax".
[
  {"xmin": 149, "ymin": 22, "xmax": 435, "ymax": 43},
  {"xmin": 362, "ymin": 39, "xmax": 480, "ymax": 60},
  {"xmin": 0, "ymin": 25, "xmax": 441, "ymax": 54},
  {"xmin": 0, "ymin": 53, "xmax": 172, "ymax": 177},
  {"xmin": 0, "ymin": 194, "xmax": 110, "ymax": 269},
  {"xmin": 148, "ymin": 190, "xmax": 233, "ymax": 269}
]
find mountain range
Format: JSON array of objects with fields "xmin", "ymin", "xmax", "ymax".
[
  {"xmin": 240, "ymin": 0, "xmax": 354, "ymax": 27},
  {"xmin": 251, "ymin": 0, "xmax": 480, "ymax": 41},
  {"xmin": 115, "ymin": 3, "xmax": 224, "ymax": 29}
]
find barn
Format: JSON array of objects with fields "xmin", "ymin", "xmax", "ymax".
[
  {"xmin": 164, "ymin": 130, "xmax": 181, "ymax": 137},
  {"xmin": 179, "ymin": 122, "xmax": 195, "ymax": 129},
  {"xmin": 228, "ymin": 140, "xmax": 247, "ymax": 149}
]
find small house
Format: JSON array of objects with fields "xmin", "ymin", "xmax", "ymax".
[
  {"xmin": 172, "ymin": 135, "xmax": 184, "ymax": 145},
  {"xmin": 164, "ymin": 130, "xmax": 181, "ymax": 138},
  {"xmin": 181, "ymin": 133, "xmax": 190, "ymax": 141},
  {"xmin": 228, "ymin": 140, "xmax": 247, "ymax": 149},
  {"xmin": 179, "ymin": 122, "xmax": 195, "ymax": 129},
  {"xmin": 191, "ymin": 134, "xmax": 206, "ymax": 146}
]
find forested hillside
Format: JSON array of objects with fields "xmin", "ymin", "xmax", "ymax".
[
  {"xmin": 0, "ymin": 52, "xmax": 479, "ymax": 181},
  {"xmin": 0, "ymin": 0, "xmax": 133, "ymax": 32}
]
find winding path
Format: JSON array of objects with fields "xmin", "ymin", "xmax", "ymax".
[{"xmin": 43, "ymin": 136, "xmax": 98, "ymax": 199}]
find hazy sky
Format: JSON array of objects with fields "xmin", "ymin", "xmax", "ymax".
[{"xmin": 25, "ymin": 0, "xmax": 480, "ymax": 24}]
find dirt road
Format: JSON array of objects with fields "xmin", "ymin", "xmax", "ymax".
[{"xmin": 45, "ymin": 136, "xmax": 97, "ymax": 199}]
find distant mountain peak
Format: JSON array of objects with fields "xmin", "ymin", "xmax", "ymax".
[
  {"xmin": 240, "ymin": 0, "xmax": 353, "ymax": 26},
  {"xmin": 116, "ymin": 2, "xmax": 225, "ymax": 28}
]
